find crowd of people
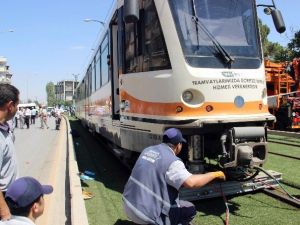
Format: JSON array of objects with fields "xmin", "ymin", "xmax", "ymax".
[
  {"xmin": 13, "ymin": 105, "xmax": 64, "ymax": 131},
  {"xmin": 0, "ymin": 83, "xmax": 54, "ymax": 225}
]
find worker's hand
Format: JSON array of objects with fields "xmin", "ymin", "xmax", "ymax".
[
  {"xmin": 211, "ymin": 171, "xmax": 226, "ymax": 181},
  {"xmin": 0, "ymin": 204, "xmax": 11, "ymax": 221}
]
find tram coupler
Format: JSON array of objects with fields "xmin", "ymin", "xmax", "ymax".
[{"xmin": 179, "ymin": 170, "xmax": 282, "ymax": 201}]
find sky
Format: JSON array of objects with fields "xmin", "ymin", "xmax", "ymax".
[{"xmin": 0, "ymin": 0, "xmax": 299, "ymax": 103}]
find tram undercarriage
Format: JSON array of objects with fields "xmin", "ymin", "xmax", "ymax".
[{"xmin": 176, "ymin": 124, "xmax": 282, "ymax": 200}]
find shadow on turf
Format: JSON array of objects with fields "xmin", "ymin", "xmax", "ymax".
[
  {"xmin": 194, "ymin": 196, "xmax": 251, "ymax": 224},
  {"xmin": 114, "ymin": 219, "xmax": 137, "ymax": 225},
  {"xmin": 69, "ymin": 119, "xmax": 130, "ymax": 194}
]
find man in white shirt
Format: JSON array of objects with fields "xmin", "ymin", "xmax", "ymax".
[
  {"xmin": 24, "ymin": 108, "xmax": 31, "ymax": 129},
  {"xmin": 123, "ymin": 128, "xmax": 226, "ymax": 225}
]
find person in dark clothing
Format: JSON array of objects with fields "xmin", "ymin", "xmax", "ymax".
[{"xmin": 123, "ymin": 128, "xmax": 226, "ymax": 225}]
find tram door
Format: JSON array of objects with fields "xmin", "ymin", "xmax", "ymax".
[{"xmin": 110, "ymin": 14, "xmax": 120, "ymax": 120}]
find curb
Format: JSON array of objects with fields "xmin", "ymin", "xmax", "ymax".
[{"xmin": 65, "ymin": 116, "xmax": 89, "ymax": 225}]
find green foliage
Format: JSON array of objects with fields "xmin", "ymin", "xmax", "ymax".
[
  {"xmin": 46, "ymin": 82, "xmax": 56, "ymax": 107},
  {"xmin": 259, "ymin": 19, "xmax": 289, "ymax": 61},
  {"xmin": 55, "ymin": 99, "xmax": 72, "ymax": 108},
  {"xmin": 259, "ymin": 19, "xmax": 270, "ymax": 56},
  {"xmin": 288, "ymin": 30, "xmax": 300, "ymax": 58}
]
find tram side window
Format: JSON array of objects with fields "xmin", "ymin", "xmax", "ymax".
[
  {"xmin": 101, "ymin": 33, "xmax": 109, "ymax": 86},
  {"xmin": 125, "ymin": 23, "xmax": 138, "ymax": 73},
  {"xmin": 92, "ymin": 59, "xmax": 96, "ymax": 92},
  {"xmin": 124, "ymin": 0, "xmax": 171, "ymax": 73},
  {"xmin": 95, "ymin": 48, "xmax": 101, "ymax": 90},
  {"xmin": 88, "ymin": 66, "xmax": 92, "ymax": 96},
  {"xmin": 84, "ymin": 75, "xmax": 89, "ymax": 99},
  {"xmin": 143, "ymin": 0, "xmax": 171, "ymax": 71}
]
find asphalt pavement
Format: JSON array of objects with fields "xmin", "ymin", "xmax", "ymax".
[{"xmin": 14, "ymin": 116, "xmax": 70, "ymax": 225}]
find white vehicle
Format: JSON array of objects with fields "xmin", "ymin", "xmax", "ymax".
[
  {"xmin": 75, "ymin": 0, "xmax": 285, "ymax": 199},
  {"xmin": 18, "ymin": 103, "xmax": 37, "ymax": 109}
]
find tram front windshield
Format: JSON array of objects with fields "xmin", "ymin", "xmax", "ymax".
[{"xmin": 169, "ymin": 0, "xmax": 261, "ymax": 69}]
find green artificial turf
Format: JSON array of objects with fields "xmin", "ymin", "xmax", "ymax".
[{"xmin": 69, "ymin": 118, "xmax": 300, "ymax": 225}]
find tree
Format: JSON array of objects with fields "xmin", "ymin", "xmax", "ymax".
[
  {"xmin": 259, "ymin": 19, "xmax": 270, "ymax": 57},
  {"xmin": 266, "ymin": 42, "xmax": 289, "ymax": 61},
  {"xmin": 288, "ymin": 30, "xmax": 300, "ymax": 58},
  {"xmin": 46, "ymin": 82, "xmax": 56, "ymax": 107},
  {"xmin": 258, "ymin": 19, "xmax": 289, "ymax": 61}
]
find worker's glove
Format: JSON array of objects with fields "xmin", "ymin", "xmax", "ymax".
[{"xmin": 211, "ymin": 171, "xmax": 226, "ymax": 180}]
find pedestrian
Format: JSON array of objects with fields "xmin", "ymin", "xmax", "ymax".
[
  {"xmin": 0, "ymin": 83, "xmax": 20, "ymax": 220},
  {"xmin": 14, "ymin": 110, "xmax": 19, "ymax": 129},
  {"xmin": 54, "ymin": 107, "xmax": 63, "ymax": 130},
  {"xmin": 4, "ymin": 176, "xmax": 53, "ymax": 225},
  {"xmin": 24, "ymin": 108, "xmax": 31, "ymax": 129},
  {"xmin": 39, "ymin": 106, "xmax": 49, "ymax": 129},
  {"xmin": 30, "ymin": 107, "xmax": 37, "ymax": 125},
  {"xmin": 122, "ymin": 128, "xmax": 226, "ymax": 225},
  {"xmin": 19, "ymin": 108, "xmax": 25, "ymax": 129}
]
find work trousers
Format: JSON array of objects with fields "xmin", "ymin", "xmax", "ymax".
[
  {"xmin": 40, "ymin": 117, "xmax": 49, "ymax": 129},
  {"xmin": 168, "ymin": 200, "xmax": 196, "ymax": 225},
  {"xmin": 24, "ymin": 116, "xmax": 30, "ymax": 129},
  {"xmin": 19, "ymin": 117, "xmax": 24, "ymax": 129},
  {"xmin": 31, "ymin": 115, "xmax": 36, "ymax": 124}
]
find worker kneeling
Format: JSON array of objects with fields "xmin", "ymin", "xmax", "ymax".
[{"xmin": 122, "ymin": 128, "xmax": 225, "ymax": 225}]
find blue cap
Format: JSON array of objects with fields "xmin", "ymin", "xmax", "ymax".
[
  {"xmin": 5, "ymin": 177, "xmax": 53, "ymax": 208},
  {"xmin": 163, "ymin": 128, "xmax": 186, "ymax": 145}
]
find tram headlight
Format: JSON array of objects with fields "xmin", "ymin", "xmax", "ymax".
[{"xmin": 182, "ymin": 91, "xmax": 193, "ymax": 103}]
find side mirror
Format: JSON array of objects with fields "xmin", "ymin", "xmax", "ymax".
[
  {"xmin": 271, "ymin": 9, "xmax": 286, "ymax": 33},
  {"xmin": 124, "ymin": 0, "xmax": 139, "ymax": 23}
]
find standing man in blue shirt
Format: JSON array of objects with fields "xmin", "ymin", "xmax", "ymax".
[
  {"xmin": 123, "ymin": 128, "xmax": 226, "ymax": 225},
  {"xmin": 0, "ymin": 84, "xmax": 20, "ymax": 220}
]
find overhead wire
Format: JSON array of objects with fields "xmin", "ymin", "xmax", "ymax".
[{"xmin": 78, "ymin": 0, "xmax": 115, "ymax": 82}]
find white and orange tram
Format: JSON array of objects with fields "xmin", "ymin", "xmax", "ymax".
[{"xmin": 75, "ymin": 0, "xmax": 285, "ymax": 195}]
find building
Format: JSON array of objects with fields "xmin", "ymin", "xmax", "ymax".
[
  {"xmin": 0, "ymin": 56, "xmax": 13, "ymax": 84},
  {"xmin": 55, "ymin": 80, "xmax": 79, "ymax": 102}
]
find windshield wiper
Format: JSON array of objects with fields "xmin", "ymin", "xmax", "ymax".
[{"xmin": 191, "ymin": 16, "xmax": 235, "ymax": 65}]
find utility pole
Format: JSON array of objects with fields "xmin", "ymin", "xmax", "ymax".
[
  {"xmin": 72, "ymin": 73, "xmax": 79, "ymax": 82},
  {"xmin": 72, "ymin": 74, "xmax": 80, "ymax": 108}
]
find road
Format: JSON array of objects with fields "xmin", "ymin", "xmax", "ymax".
[{"xmin": 14, "ymin": 117, "xmax": 70, "ymax": 225}]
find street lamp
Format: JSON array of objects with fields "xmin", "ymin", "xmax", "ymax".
[{"xmin": 83, "ymin": 19, "xmax": 105, "ymax": 26}]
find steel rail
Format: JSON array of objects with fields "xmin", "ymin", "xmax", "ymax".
[
  {"xmin": 268, "ymin": 130, "xmax": 300, "ymax": 139},
  {"xmin": 268, "ymin": 151, "xmax": 300, "ymax": 160},
  {"xmin": 263, "ymin": 188, "xmax": 300, "ymax": 208},
  {"xmin": 268, "ymin": 139, "xmax": 300, "ymax": 148}
]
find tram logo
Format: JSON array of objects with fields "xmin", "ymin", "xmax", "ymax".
[{"xmin": 221, "ymin": 71, "xmax": 241, "ymax": 78}]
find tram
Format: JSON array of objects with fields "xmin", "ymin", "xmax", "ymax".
[{"xmin": 75, "ymin": 0, "xmax": 285, "ymax": 187}]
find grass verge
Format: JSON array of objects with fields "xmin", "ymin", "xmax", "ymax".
[{"xmin": 69, "ymin": 118, "xmax": 300, "ymax": 225}]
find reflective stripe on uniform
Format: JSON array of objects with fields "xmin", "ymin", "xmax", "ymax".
[
  {"xmin": 129, "ymin": 176, "xmax": 171, "ymax": 208},
  {"xmin": 123, "ymin": 196, "xmax": 155, "ymax": 224}
]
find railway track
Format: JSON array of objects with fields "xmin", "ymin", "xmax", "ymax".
[
  {"xmin": 268, "ymin": 151, "xmax": 300, "ymax": 160},
  {"xmin": 267, "ymin": 129, "xmax": 300, "ymax": 160},
  {"xmin": 263, "ymin": 188, "xmax": 300, "ymax": 208},
  {"xmin": 268, "ymin": 129, "xmax": 300, "ymax": 139},
  {"xmin": 264, "ymin": 130, "xmax": 300, "ymax": 208}
]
